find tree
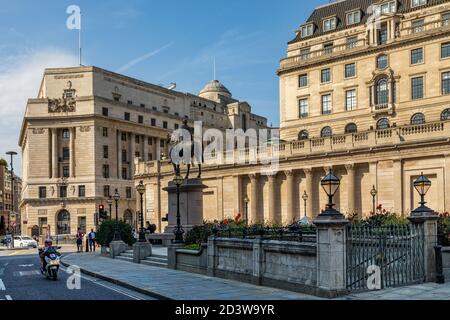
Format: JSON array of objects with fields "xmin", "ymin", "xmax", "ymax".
[
  {"xmin": 96, "ymin": 220, "xmax": 135, "ymax": 246},
  {"xmin": 0, "ymin": 159, "xmax": 7, "ymax": 168}
]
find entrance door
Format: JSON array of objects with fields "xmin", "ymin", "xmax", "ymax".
[{"xmin": 56, "ymin": 210, "xmax": 71, "ymax": 235}]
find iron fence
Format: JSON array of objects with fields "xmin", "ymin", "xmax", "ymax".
[
  {"xmin": 346, "ymin": 224, "xmax": 425, "ymax": 292},
  {"xmin": 212, "ymin": 225, "xmax": 317, "ymax": 243}
]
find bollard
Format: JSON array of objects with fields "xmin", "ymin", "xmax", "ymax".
[
  {"xmin": 435, "ymin": 245, "xmax": 445, "ymax": 284},
  {"xmin": 85, "ymin": 236, "xmax": 89, "ymax": 253}
]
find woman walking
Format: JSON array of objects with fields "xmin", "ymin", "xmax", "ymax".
[{"xmin": 76, "ymin": 228, "xmax": 84, "ymax": 253}]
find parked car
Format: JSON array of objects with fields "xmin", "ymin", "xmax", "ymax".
[
  {"xmin": 0, "ymin": 238, "xmax": 6, "ymax": 247},
  {"xmin": 13, "ymin": 236, "xmax": 38, "ymax": 248}
]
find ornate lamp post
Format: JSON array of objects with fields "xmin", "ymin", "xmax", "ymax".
[
  {"xmin": 6, "ymin": 151, "xmax": 17, "ymax": 247},
  {"xmin": 173, "ymin": 173, "xmax": 185, "ymax": 244},
  {"xmin": 302, "ymin": 191, "xmax": 309, "ymax": 219},
  {"xmin": 411, "ymin": 172, "xmax": 434, "ymax": 217},
  {"xmin": 243, "ymin": 195, "xmax": 249, "ymax": 227},
  {"xmin": 113, "ymin": 189, "xmax": 121, "ymax": 241},
  {"xmin": 107, "ymin": 196, "xmax": 113, "ymax": 220},
  {"xmin": 370, "ymin": 185, "xmax": 378, "ymax": 214},
  {"xmin": 136, "ymin": 180, "xmax": 146, "ymax": 242},
  {"xmin": 320, "ymin": 169, "xmax": 341, "ymax": 216}
]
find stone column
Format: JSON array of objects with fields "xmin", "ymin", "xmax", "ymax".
[
  {"xmin": 304, "ymin": 168, "xmax": 313, "ymax": 218},
  {"xmin": 117, "ymin": 129, "xmax": 121, "ymax": 179},
  {"xmin": 156, "ymin": 138, "xmax": 161, "ymax": 160},
  {"xmin": 51, "ymin": 128, "xmax": 58, "ymax": 179},
  {"xmin": 314, "ymin": 213, "xmax": 349, "ymax": 298},
  {"xmin": 70, "ymin": 127, "xmax": 75, "ymax": 178},
  {"xmin": 249, "ymin": 174, "xmax": 259, "ymax": 224},
  {"xmin": 130, "ymin": 133, "xmax": 136, "ymax": 179},
  {"xmin": 393, "ymin": 159, "xmax": 403, "ymax": 215},
  {"xmin": 268, "ymin": 174, "xmax": 278, "ymax": 224},
  {"xmin": 345, "ymin": 164, "xmax": 356, "ymax": 216},
  {"xmin": 143, "ymin": 136, "xmax": 149, "ymax": 162},
  {"xmin": 285, "ymin": 170, "xmax": 296, "ymax": 224}
]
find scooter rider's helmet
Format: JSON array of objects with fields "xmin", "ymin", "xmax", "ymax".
[{"xmin": 44, "ymin": 239, "xmax": 53, "ymax": 247}]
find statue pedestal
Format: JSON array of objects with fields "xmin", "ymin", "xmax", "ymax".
[{"xmin": 163, "ymin": 178, "xmax": 207, "ymax": 236}]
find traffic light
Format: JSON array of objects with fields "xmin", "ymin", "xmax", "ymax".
[{"xmin": 99, "ymin": 204, "xmax": 107, "ymax": 220}]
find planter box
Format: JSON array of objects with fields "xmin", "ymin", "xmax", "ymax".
[
  {"xmin": 443, "ymin": 247, "xmax": 450, "ymax": 281},
  {"xmin": 101, "ymin": 246, "xmax": 110, "ymax": 257}
]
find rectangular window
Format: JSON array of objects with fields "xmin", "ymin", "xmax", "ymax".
[
  {"xmin": 104, "ymin": 185, "xmax": 110, "ymax": 197},
  {"xmin": 346, "ymin": 10, "xmax": 361, "ymax": 25},
  {"xmin": 346, "ymin": 36, "xmax": 358, "ymax": 49},
  {"xmin": 59, "ymin": 186, "xmax": 67, "ymax": 198},
  {"xmin": 346, "ymin": 89, "xmax": 357, "ymax": 111},
  {"xmin": 148, "ymin": 138, "xmax": 153, "ymax": 146},
  {"xmin": 174, "ymin": 123, "xmax": 179, "ymax": 130},
  {"xmin": 323, "ymin": 17, "xmax": 336, "ymax": 32},
  {"xmin": 38, "ymin": 187, "xmax": 47, "ymax": 199},
  {"xmin": 78, "ymin": 217, "xmax": 86, "ymax": 234},
  {"xmin": 151, "ymin": 118, "xmax": 156, "ymax": 126},
  {"xmin": 140, "ymin": 103, "xmax": 146, "ymax": 108},
  {"xmin": 62, "ymin": 166, "xmax": 70, "ymax": 178},
  {"xmin": 78, "ymin": 185, "xmax": 85, "ymax": 197},
  {"xmin": 299, "ymin": 99, "xmax": 309, "ymax": 118},
  {"xmin": 323, "ymin": 43, "xmax": 333, "ymax": 55},
  {"xmin": 127, "ymin": 100, "xmax": 133, "ymax": 105},
  {"xmin": 443, "ymin": 13, "xmax": 450, "ymax": 26},
  {"xmin": 321, "ymin": 68, "xmax": 331, "ymax": 83},
  {"xmin": 148, "ymin": 153, "xmax": 153, "ymax": 161},
  {"xmin": 135, "ymin": 151, "xmax": 140, "ymax": 158},
  {"xmin": 442, "ymin": 72, "xmax": 450, "ymax": 95},
  {"xmin": 411, "ymin": 48, "xmax": 423, "ymax": 64},
  {"xmin": 441, "ymin": 42, "xmax": 450, "ymax": 58},
  {"xmin": 298, "ymin": 74, "xmax": 308, "ymax": 88},
  {"xmin": 102, "ymin": 127, "xmax": 108, "ymax": 137},
  {"xmin": 163, "ymin": 121, "xmax": 168, "ymax": 129},
  {"xmin": 62, "ymin": 129, "xmax": 70, "ymax": 140},
  {"xmin": 300, "ymin": 48, "xmax": 311, "ymax": 60},
  {"xmin": 411, "ymin": 0, "xmax": 427, "ymax": 8},
  {"xmin": 160, "ymin": 140, "xmax": 165, "ymax": 148},
  {"xmin": 138, "ymin": 115, "xmax": 144, "ymax": 124},
  {"xmin": 103, "ymin": 145, "xmax": 109, "ymax": 159},
  {"xmin": 321, "ymin": 94, "xmax": 332, "ymax": 115},
  {"xmin": 345, "ymin": 63, "xmax": 356, "ymax": 78},
  {"xmin": 124, "ymin": 112, "xmax": 130, "ymax": 121},
  {"xmin": 126, "ymin": 187, "xmax": 132, "ymax": 199},
  {"xmin": 62, "ymin": 147, "xmax": 70, "ymax": 161},
  {"xmin": 122, "ymin": 168, "xmax": 128, "ymax": 180},
  {"xmin": 378, "ymin": 27, "xmax": 388, "ymax": 45},
  {"xmin": 411, "ymin": 76, "xmax": 424, "ymax": 100},
  {"xmin": 411, "ymin": 19, "xmax": 424, "ymax": 33},
  {"xmin": 122, "ymin": 150, "xmax": 127, "ymax": 163},
  {"xmin": 135, "ymin": 135, "xmax": 140, "ymax": 144},
  {"xmin": 38, "ymin": 218, "xmax": 48, "ymax": 235},
  {"xmin": 103, "ymin": 165, "xmax": 110, "ymax": 179},
  {"xmin": 121, "ymin": 133, "xmax": 127, "ymax": 141},
  {"xmin": 102, "ymin": 107, "xmax": 109, "ymax": 116},
  {"xmin": 301, "ymin": 24, "xmax": 314, "ymax": 37}
]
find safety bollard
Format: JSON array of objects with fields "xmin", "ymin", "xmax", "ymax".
[{"xmin": 85, "ymin": 236, "xmax": 89, "ymax": 253}]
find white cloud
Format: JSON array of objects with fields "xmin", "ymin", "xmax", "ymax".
[{"xmin": 0, "ymin": 48, "xmax": 77, "ymax": 175}]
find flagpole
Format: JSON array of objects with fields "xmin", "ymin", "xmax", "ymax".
[{"xmin": 79, "ymin": 10, "xmax": 82, "ymax": 66}]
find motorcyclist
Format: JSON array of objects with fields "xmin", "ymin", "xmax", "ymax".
[{"xmin": 39, "ymin": 239, "xmax": 58, "ymax": 272}]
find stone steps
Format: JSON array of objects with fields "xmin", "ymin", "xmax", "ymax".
[
  {"xmin": 141, "ymin": 254, "xmax": 168, "ymax": 268},
  {"xmin": 116, "ymin": 255, "xmax": 134, "ymax": 262}
]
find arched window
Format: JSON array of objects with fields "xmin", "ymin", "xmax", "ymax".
[
  {"xmin": 321, "ymin": 126, "xmax": 332, "ymax": 137},
  {"xmin": 376, "ymin": 78, "xmax": 389, "ymax": 105},
  {"xmin": 441, "ymin": 108, "xmax": 450, "ymax": 120},
  {"xmin": 56, "ymin": 210, "xmax": 71, "ymax": 235},
  {"xmin": 377, "ymin": 118, "xmax": 390, "ymax": 130},
  {"xmin": 377, "ymin": 54, "xmax": 388, "ymax": 69},
  {"xmin": 411, "ymin": 113, "xmax": 425, "ymax": 125},
  {"xmin": 345, "ymin": 123, "xmax": 358, "ymax": 134},
  {"xmin": 298, "ymin": 130, "xmax": 309, "ymax": 140},
  {"xmin": 124, "ymin": 210, "xmax": 133, "ymax": 226}
]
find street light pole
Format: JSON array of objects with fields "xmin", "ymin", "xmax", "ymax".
[
  {"xmin": 244, "ymin": 195, "xmax": 249, "ymax": 227},
  {"xmin": 173, "ymin": 173, "xmax": 185, "ymax": 244},
  {"xmin": 136, "ymin": 181, "xmax": 146, "ymax": 242},
  {"xmin": 107, "ymin": 196, "xmax": 113, "ymax": 220},
  {"xmin": 370, "ymin": 185, "xmax": 378, "ymax": 215},
  {"xmin": 6, "ymin": 151, "xmax": 17, "ymax": 248},
  {"xmin": 302, "ymin": 191, "xmax": 308, "ymax": 219},
  {"xmin": 113, "ymin": 189, "xmax": 121, "ymax": 241}
]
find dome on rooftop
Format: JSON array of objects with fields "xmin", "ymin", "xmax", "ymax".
[{"xmin": 199, "ymin": 80, "xmax": 232, "ymax": 99}]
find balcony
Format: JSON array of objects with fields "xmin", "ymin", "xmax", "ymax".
[
  {"xmin": 371, "ymin": 103, "xmax": 395, "ymax": 116},
  {"xmin": 401, "ymin": 18, "xmax": 450, "ymax": 37}
]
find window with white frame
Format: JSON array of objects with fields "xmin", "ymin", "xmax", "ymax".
[
  {"xmin": 411, "ymin": 0, "xmax": 427, "ymax": 8},
  {"xmin": 323, "ymin": 17, "xmax": 336, "ymax": 32},
  {"xmin": 411, "ymin": 19, "xmax": 425, "ymax": 33},
  {"xmin": 299, "ymin": 99, "xmax": 309, "ymax": 118},
  {"xmin": 346, "ymin": 10, "xmax": 361, "ymax": 25},
  {"xmin": 298, "ymin": 74, "xmax": 308, "ymax": 88},
  {"xmin": 301, "ymin": 24, "xmax": 314, "ymax": 38},
  {"xmin": 346, "ymin": 90, "xmax": 357, "ymax": 111},
  {"xmin": 321, "ymin": 94, "xmax": 332, "ymax": 115},
  {"xmin": 300, "ymin": 47, "xmax": 311, "ymax": 60},
  {"xmin": 443, "ymin": 13, "xmax": 450, "ymax": 26}
]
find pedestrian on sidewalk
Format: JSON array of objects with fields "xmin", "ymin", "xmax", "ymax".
[
  {"xmin": 88, "ymin": 229, "xmax": 96, "ymax": 252},
  {"xmin": 76, "ymin": 228, "xmax": 83, "ymax": 253}
]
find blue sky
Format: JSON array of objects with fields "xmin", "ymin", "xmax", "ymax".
[{"xmin": 0, "ymin": 0, "xmax": 324, "ymax": 174}]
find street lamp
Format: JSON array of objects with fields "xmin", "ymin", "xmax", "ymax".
[
  {"xmin": 113, "ymin": 189, "xmax": 121, "ymax": 241},
  {"xmin": 411, "ymin": 172, "xmax": 435, "ymax": 217},
  {"xmin": 136, "ymin": 180, "xmax": 146, "ymax": 242},
  {"xmin": 243, "ymin": 195, "xmax": 249, "ymax": 227},
  {"xmin": 320, "ymin": 169, "xmax": 341, "ymax": 216},
  {"xmin": 6, "ymin": 151, "xmax": 17, "ymax": 248},
  {"xmin": 173, "ymin": 174, "xmax": 185, "ymax": 243},
  {"xmin": 302, "ymin": 191, "xmax": 309, "ymax": 219},
  {"xmin": 107, "ymin": 196, "xmax": 113, "ymax": 220},
  {"xmin": 370, "ymin": 185, "xmax": 378, "ymax": 214}
]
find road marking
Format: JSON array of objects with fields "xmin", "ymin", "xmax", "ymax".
[
  {"xmin": 19, "ymin": 264, "xmax": 34, "ymax": 268},
  {"xmin": 3, "ymin": 263, "xmax": 8, "ymax": 267},
  {"xmin": 5, "ymin": 295, "xmax": 12, "ymax": 300},
  {"xmin": 13, "ymin": 270, "xmax": 41, "ymax": 277},
  {"xmin": 0, "ymin": 279, "xmax": 5, "ymax": 290},
  {"xmin": 0, "ymin": 268, "xmax": 4, "ymax": 276}
]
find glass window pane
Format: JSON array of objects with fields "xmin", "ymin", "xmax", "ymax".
[
  {"xmin": 442, "ymin": 43, "xmax": 450, "ymax": 58},
  {"xmin": 411, "ymin": 77, "xmax": 424, "ymax": 100}
]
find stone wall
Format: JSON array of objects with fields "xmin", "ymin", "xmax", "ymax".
[
  {"xmin": 443, "ymin": 247, "xmax": 450, "ymax": 281},
  {"xmin": 168, "ymin": 244, "xmax": 208, "ymax": 275}
]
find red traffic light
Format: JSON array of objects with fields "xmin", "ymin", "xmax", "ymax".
[{"xmin": 99, "ymin": 205, "xmax": 104, "ymax": 211}]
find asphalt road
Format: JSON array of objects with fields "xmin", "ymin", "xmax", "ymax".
[{"xmin": 0, "ymin": 251, "xmax": 154, "ymax": 300}]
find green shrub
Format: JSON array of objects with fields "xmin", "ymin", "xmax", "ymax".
[
  {"xmin": 96, "ymin": 220, "xmax": 135, "ymax": 247},
  {"xmin": 184, "ymin": 223, "xmax": 215, "ymax": 245},
  {"xmin": 438, "ymin": 213, "xmax": 450, "ymax": 246}
]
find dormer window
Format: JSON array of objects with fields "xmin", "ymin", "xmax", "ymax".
[
  {"xmin": 374, "ymin": 1, "xmax": 397, "ymax": 16},
  {"xmin": 301, "ymin": 24, "xmax": 314, "ymax": 38},
  {"xmin": 346, "ymin": 10, "xmax": 361, "ymax": 26},
  {"xmin": 323, "ymin": 17, "xmax": 337, "ymax": 32},
  {"xmin": 411, "ymin": 0, "xmax": 427, "ymax": 8}
]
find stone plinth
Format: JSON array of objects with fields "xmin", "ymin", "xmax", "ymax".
[
  {"xmin": 163, "ymin": 178, "xmax": 207, "ymax": 235},
  {"xmin": 133, "ymin": 242, "xmax": 152, "ymax": 263},
  {"xmin": 109, "ymin": 240, "xmax": 127, "ymax": 259}
]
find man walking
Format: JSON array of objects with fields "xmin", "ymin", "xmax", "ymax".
[
  {"xmin": 76, "ymin": 228, "xmax": 83, "ymax": 253},
  {"xmin": 88, "ymin": 229, "xmax": 96, "ymax": 252}
]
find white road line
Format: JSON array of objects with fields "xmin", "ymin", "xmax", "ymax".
[
  {"xmin": 0, "ymin": 279, "xmax": 5, "ymax": 291},
  {"xmin": 5, "ymin": 295, "xmax": 12, "ymax": 300},
  {"xmin": 0, "ymin": 268, "xmax": 4, "ymax": 276},
  {"xmin": 4, "ymin": 263, "xmax": 8, "ymax": 267}
]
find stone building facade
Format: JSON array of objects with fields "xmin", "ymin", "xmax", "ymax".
[
  {"xmin": 19, "ymin": 66, "xmax": 267, "ymax": 237},
  {"xmin": 136, "ymin": 0, "xmax": 450, "ymax": 232},
  {"xmin": 0, "ymin": 164, "xmax": 22, "ymax": 234}
]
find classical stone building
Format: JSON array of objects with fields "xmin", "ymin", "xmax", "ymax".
[
  {"xmin": 0, "ymin": 164, "xmax": 22, "ymax": 235},
  {"xmin": 136, "ymin": 0, "xmax": 450, "ymax": 232},
  {"xmin": 19, "ymin": 66, "xmax": 267, "ymax": 237}
]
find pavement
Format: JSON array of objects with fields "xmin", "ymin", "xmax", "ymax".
[
  {"xmin": 0, "ymin": 252, "xmax": 154, "ymax": 300},
  {"xmin": 61, "ymin": 249, "xmax": 450, "ymax": 301},
  {"xmin": 61, "ymin": 252, "xmax": 323, "ymax": 300}
]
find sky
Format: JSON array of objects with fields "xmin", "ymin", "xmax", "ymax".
[{"xmin": 0, "ymin": 0, "xmax": 324, "ymax": 175}]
